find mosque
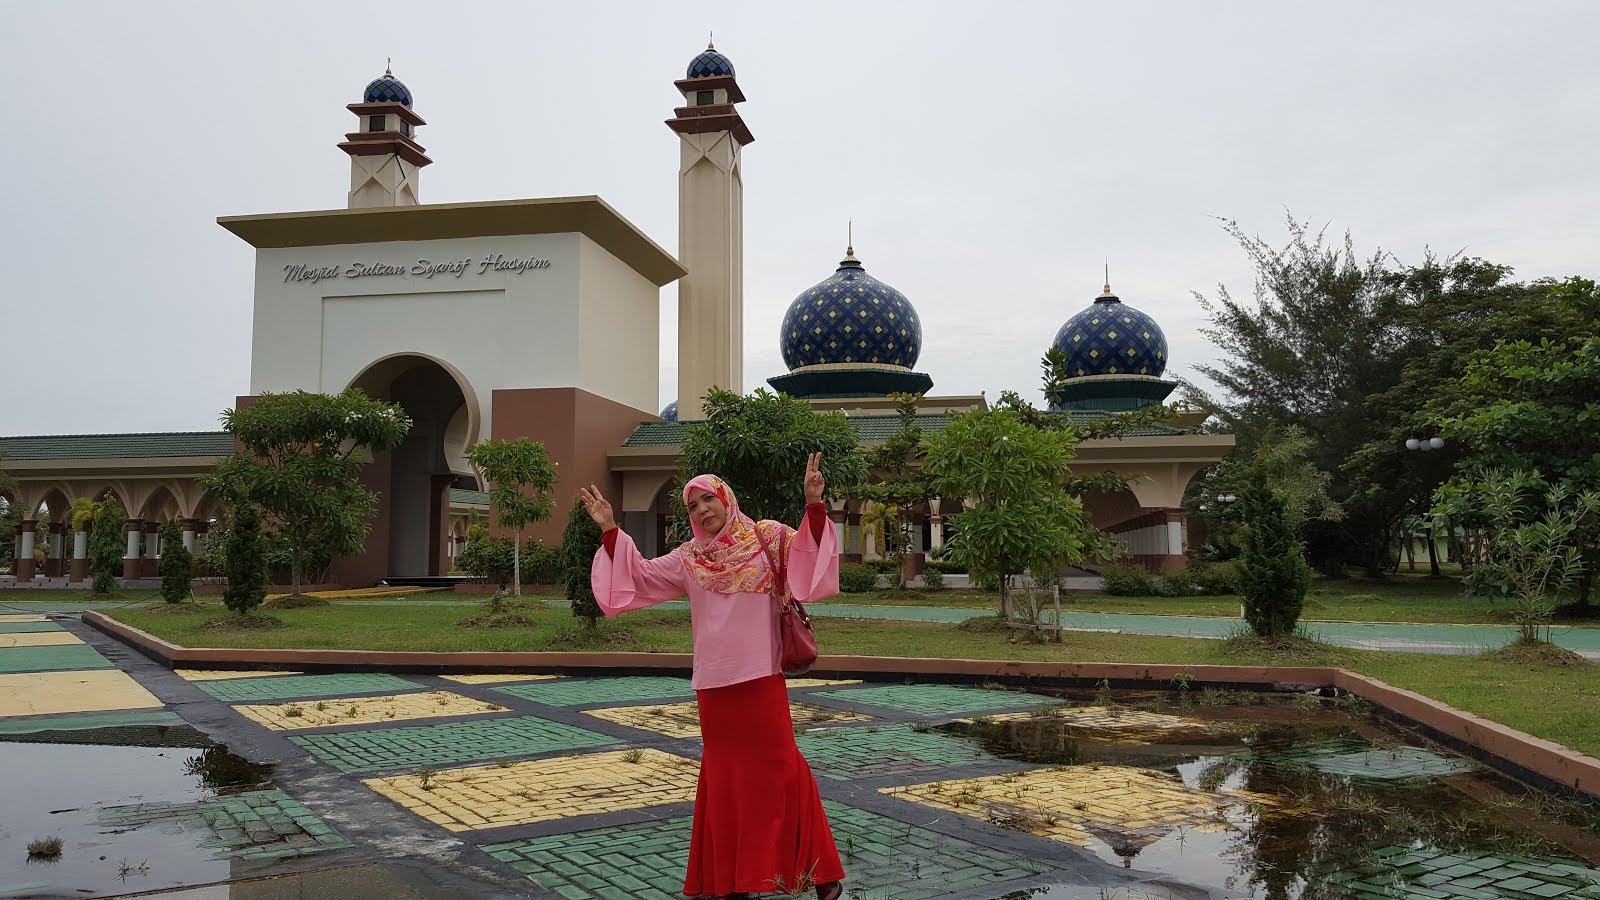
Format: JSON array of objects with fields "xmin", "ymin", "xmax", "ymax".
[{"xmin": 0, "ymin": 45, "xmax": 1232, "ymax": 587}]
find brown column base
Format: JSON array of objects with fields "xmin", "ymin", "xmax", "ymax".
[
  {"xmin": 123, "ymin": 558, "xmax": 141, "ymax": 579},
  {"xmin": 44, "ymin": 559, "xmax": 64, "ymax": 578},
  {"xmin": 69, "ymin": 558, "xmax": 89, "ymax": 582},
  {"xmin": 1131, "ymin": 553, "xmax": 1188, "ymax": 573},
  {"xmin": 15, "ymin": 559, "xmax": 37, "ymax": 580},
  {"xmin": 141, "ymin": 558, "xmax": 158, "ymax": 578}
]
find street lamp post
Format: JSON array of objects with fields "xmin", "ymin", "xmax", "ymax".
[{"xmin": 1403, "ymin": 436, "xmax": 1445, "ymax": 576}]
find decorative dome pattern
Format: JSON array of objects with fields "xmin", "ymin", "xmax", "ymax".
[
  {"xmin": 779, "ymin": 252, "xmax": 922, "ymax": 370},
  {"xmin": 660, "ymin": 401, "xmax": 679, "ymax": 422},
  {"xmin": 687, "ymin": 48, "xmax": 736, "ymax": 79},
  {"xmin": 1052, "ymin": 290, "xmax": 1168, "ymax": 378},
  {"xmin": 364, "ymin": 73, "xmax": 413, "ymax": 106}
]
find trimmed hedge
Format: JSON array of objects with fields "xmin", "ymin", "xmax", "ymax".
[
  {"xmin": 921, "ymin": 569, "xmax": 946, "ymax": 592},
  {"xmin": 839, "ymin": 563, "xmax": 880, "ymax": 593}
]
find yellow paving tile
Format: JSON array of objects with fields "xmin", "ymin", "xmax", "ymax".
[
  {"xmin": 964, "ymin": 706, "xmax": 1216, "ymax": 742},
  {"xmin": 0, "ymin": 614, "xmax": 49, "ymax": 623},
  {"xmin": 438, "ymin": 673, "xmax": 563, "ymax": 685},
  {"xmin": 583, "ymin": 700, "xmax": 870, "ymax": 739},
  {"xmin": 363, "ymin": 748, "xmax": 700, "ymax": 831},
  {"xmin": 880, "ymin": 765, "xmax": 1276, "ymax": 848},
  {"xmin": 0, "ymin": 632, "xmax": 83, "ymax": 648},
  {"xmin": 175, "ymin": 669, "xmax": 304, "ymax": 681},
  {"xmin": 0, "ymin": 669, "xmax": 163, "ymax": 716},
  {"xmin": 232, "ymin": 691, "xmax": 506, "ymax": 731},
  {"xmin": 785, "ymin": 678, "xmax": 864, "ymax": 688}
]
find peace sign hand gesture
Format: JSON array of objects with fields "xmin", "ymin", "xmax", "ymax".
[
  {"xmin": 804, "ymin": 452, "xmax": 826, "ymax": 505},
  {"xmin": 578, "ymin": 484, "xmax": 617, "ymax": 532}
]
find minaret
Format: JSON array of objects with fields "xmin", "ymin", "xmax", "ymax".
[
  {"xmin": 338, "ymin": 62, "xmax": 431, "ymax": 208},
  {"xmin": 667, "ymin": 40, "xmax": 754, "ymax": 419}
]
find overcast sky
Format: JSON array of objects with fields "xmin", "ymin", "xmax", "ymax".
[{"xmin": 3, "ymin": 1, "xmax": 1596, "ymax": 436}]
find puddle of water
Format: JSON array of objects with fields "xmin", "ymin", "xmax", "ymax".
[
  {"xmin": 939, "ymin": 693, "xmax": 1600, "ymax": 900},
  {"xmin": 0, "ymin": 739, "xmax": 276, "ymax": 898}
]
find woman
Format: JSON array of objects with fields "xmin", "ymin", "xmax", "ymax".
[{"xmin": 579, "ymin": 452, "xmax": 846, "ymax": 900}]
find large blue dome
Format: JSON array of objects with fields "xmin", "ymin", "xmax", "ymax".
[
  {"xmin": 1052, "ymin": 286, "xmax": 1168, "ymax": 378},
  {"xmin": 780, "ymin": 249, "xmax": 922, "ymax": 370},
  {"xmin": 660, "ymin": 401, "xmax": 678, "ymax": 422},
  {"xmin": 687, "ymin": 47, "xmax": 735, "ymax": 79},
  {"xmin": 364, "ymin": 69, "xmax": 413, "ymax": 106}
]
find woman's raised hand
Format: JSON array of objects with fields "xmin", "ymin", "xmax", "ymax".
[
  {"xmin": 578, "ymin": 484, "xmax": 617, "ymax": 532},
  {"xmin": 804, "ymin": 452, "xmax": 826, "ymax": 505}
]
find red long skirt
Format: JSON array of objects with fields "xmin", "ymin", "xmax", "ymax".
[{"xmin": 684, "ymin": 674, "xmax": 846, "ymax": 898}]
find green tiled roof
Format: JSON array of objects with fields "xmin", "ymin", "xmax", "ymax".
[
  {"xmin": 621, "ymin": 411, "xmax": 1184, "ymax": 448},
  {"xmin": 0, "ymin": 431, "xmax": 235, "ymax": 460},
  {"xmin": 449, "ymin": 489, "xmax": 490, "ymax": 506}
]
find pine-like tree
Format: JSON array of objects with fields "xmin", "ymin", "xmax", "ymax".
[
  {"xmin": 1238, "ymin": 471, "xmax": 1312, "ymax": 637},
  {"xmin": 562, "ymin": 498, "xmax": 604, "ymax": 629},
  {"xmin": 223, "ymin": 503, "xmax": 267, "ymax": 616},
  {"xmin": 87, "ymin": 499, "xmax": 126, "ymax": 595},
  {"xmin": 158, "ymin": 520, "xmax": 193, "ymax": 604}
]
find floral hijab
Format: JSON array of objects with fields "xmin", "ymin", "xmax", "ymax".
[{"xmin": 678, "ymin": 474, "xmax": 794, "ymax": 595}]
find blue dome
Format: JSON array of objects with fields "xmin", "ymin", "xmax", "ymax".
[
  {"xmin": 687, "ymin": 48, "xmax": 735, "ymax": 79},
  {"xmin": 780, "ymin": 250, "xmax": 922, "ymax": 370},
  {"xmin": 1052, "ymin": 287, "xmax": 1168, "ymax": 378},
  {"xmin": 660, "ymin": 401, "xmax": 678, "ymax": 422},
  {"xmin": 364, "ymin": 72, "xmax": 413, "ymax": 106}
]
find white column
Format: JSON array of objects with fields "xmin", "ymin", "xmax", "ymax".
[
  {"xmin": 73, "ymin": 531, "xmax": 87, "ymax": 560},
  {"xmin": 18, "ymin": 531, "xmax": 35, "ymax": 564},
  {"xmin": 125, "ymin": 529, "xmax": 141, "ymax": 561},
  {"xmin": 930, "ymin": 516, "xmax": 944, "ymax": 551},
  {"xmin": 182, "ymin": 526, "xmax": 197, "ymax": 552}
]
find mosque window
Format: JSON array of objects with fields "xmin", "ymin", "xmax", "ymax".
[
  {"xmin": 368, "ymin": 115, "xmax": 386, "ymax": 132},
  {"xmin": 400, "ymin": 121, "xmax": 412, "ymax": 137},
  {"xmin": 696, "ymin": 90, "xmax": 714, "ymax": 106}
]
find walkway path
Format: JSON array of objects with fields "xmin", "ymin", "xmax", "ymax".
[{"xmin": 6, "ymin": 597, "xmax": 1599, "ymax": 658}]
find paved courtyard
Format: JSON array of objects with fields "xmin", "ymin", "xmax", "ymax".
[{"xmin": 3, "ymin": 610, "xmax": 1598, "ymax": 900}]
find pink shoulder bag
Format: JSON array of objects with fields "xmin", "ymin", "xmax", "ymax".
[{"xmin": 757, "ymin": 525, "xmax": 818, "ymax": 676}]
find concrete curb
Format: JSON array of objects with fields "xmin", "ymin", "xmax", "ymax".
[{"xmin": 82, "ymin": 611, "xmax": 1600, "ymax": 801}]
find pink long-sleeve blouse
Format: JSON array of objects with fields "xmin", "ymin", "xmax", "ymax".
[{"xmin": 591, "ymin": 505, "xmax": 838, "ymax": 691}]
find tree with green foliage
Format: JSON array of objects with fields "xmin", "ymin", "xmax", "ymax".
[
  {"xmin": 1187, "ymin": 425, "xmax": 1342, "ymax": 559},
  {"xmin": 1237, "ymin": 471, "xmax": 1312, "ymax": 637},
  {"xmin": 86, "ymin": 497, "xmax": 125, "ymax": 594},
  {"xmin": 924, "ymin": 405, "xmax": 1092, "ymax": 621},
  {"xmin": 562, "ymin": 498, "xmax": 604, "ymax": 629},
  {"xmin": 1436, "ymin": 470, "xmax": 1599, "ymax": 643},
  {"xmin": 457, "ymin": 523, "xmax": 515, "ymax": 588},
  {"xmin": 158, "ymin": 520, "xmax": 193, "ymax": 604},
  {"xmin": 849, "ymin": 393, "xmax": 933, "ymax": 587},
  {"xmin": 222, "ymin": 503, "xmax": 267, "ymax": 616},
  {"xmin": 0, "ymin": 457, "xmax": 15, "ymax": 569},
  {"xmin": 466, "ymin": 437, "xmax": 558, "ymax": 597},
  {"xmin": 207, "ymin": 390, "xmax": 410, "ymax": 596},
  {"xmin": 678, "ymin": 388, "xmax": 867, "ymax": 526}
]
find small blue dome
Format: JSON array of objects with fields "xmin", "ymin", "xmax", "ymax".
[
  {"xmin": 660, "ymin": 401, "xmax": 678, "ymax": 422},
  {"xmin": 780, "ymin": 250, "xmax": 922, "ymax": 370},
  {"xmin": 687, "ymin": 47, "xmax": 735, "ymax": 79},
  {"xmin": 1052, "ymin": 287, "xmax": 1168, "ymax": 378},
  {"xmin": 364, "ymin": 71, "xmax": 413, "ymax": 107}
]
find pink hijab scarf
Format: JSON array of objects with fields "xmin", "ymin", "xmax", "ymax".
[{"xmin": 678, "ymin": 474, "xmax": 794, "ymax": 595}]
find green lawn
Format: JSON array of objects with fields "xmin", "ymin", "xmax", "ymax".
[
  {"xmin": 824, "ymin": 572, "xmax": 1568, "ymax": 626},
  {"xmin": 106, "ymin": 601, "xmax": 1600, "ymax": 759}
]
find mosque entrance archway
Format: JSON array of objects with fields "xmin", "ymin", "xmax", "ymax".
[{"xmin": 348, "ymin": 354, "xmax": 479, "ymax": 578}]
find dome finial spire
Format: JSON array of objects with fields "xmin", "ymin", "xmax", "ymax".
[
  {"xmin": 1097, "ymin": 261, "xmax": 1118, "ymax": 301},
  {"xmin": 840, "ymin": 220, "xmax": 861, "ymax": 267},
  {"xmin": 385, "ymin": 57, "xmax": 392, "ymax": 77},
  {"xmin": 707, "ymin": 30, "xmax": 715, "ymax": 51}
]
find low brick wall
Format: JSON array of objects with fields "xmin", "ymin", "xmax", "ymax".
[{"xmin": 82, "ymin": 611, "xmax": 1600, "ymax": 802}]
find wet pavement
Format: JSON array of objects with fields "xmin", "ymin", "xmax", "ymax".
[{"xmin": 0, "ymin": 611, "xmax": 1598, "ymax": 899}]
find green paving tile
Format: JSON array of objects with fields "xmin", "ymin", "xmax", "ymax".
[
  {"xmin": 99, "ymin": 788, "xmax": 353, "ymax": 859},
  {"xmin": 0, "ymin": 643, "xmax": 110, "ymax": 672},
  {"xmin": 812, "ymin": 683, "xmax": 1057, "ymax": 716},
  {"xmin": 493, "ymin": 676, "xmax": 694, "ymax": 707},
  {"xmin": 0, "ymin": 621, "xmax": 64, "ymax": 633},
  {"xmin": 480, "ymin": 800, "xmax": 1038, "ymax": 900},
  {"xmin": 289, "ymin": 715, "xmax": 621, "ymax": 772},
  {"xmin": 0, "ymin": 710, "xmax": 184, "ymax": 734},
  {"xmin": 1254, "ymin": 740, "xmax": 1473, "ymax": 782},
  {"xmin": 796, "ymin": 723, "xmax": 998, "ymax": 780},
  {"xmin": 1330, "ymin": 848, "xmax": 1600, "ymax": 900},
  {"xmin": 195, "ymin": 672, "xmax": 420, "ymax": 702}
]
